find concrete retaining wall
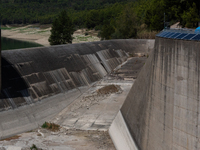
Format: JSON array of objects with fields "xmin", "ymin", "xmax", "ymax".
[{"xmin": 121, "ymin": 37, "xmax": 200, "ymax": 150}]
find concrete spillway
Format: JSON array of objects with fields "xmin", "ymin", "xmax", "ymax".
[
  {"xmin": 0, "ymin": 39, "xmax": 154, "ymax": 140},
  {"xmin": 111, "ymin": 36, "xmax": 200, "ymax": 150},
  {"xmin": 1, "ymin": 30, "xmax": 200, "ymax": 149}
]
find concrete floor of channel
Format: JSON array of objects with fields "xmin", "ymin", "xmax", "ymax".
[{"xmin": 0, "ymin": 57, "xmax": 147, "ymax": 150}]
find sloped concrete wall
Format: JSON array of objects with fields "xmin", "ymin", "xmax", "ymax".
[
  {"xmin": 121, "ymin": 37, "xmax": 200, "ymax": 150},
  {"xmin": 0, "ymin": 41, "xmax": 128, "ymax": 110},
  {"xmin": 0, "ymin": 39, "xmax": 154, "ymax": 139},
  {"xmin": 0, "ymin": 39, "xmax": 154, "ymax": 111}
]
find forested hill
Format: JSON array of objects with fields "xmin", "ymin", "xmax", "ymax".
[
  {"xmin": 0, "ymin": 0, "xmax": 133, "ymax": 24},
  {"xmin": 1, "ymin": 0, "xmax": 200, "ymax": 39},
  {"xmin": 1, "ymin": 0, "xmax": 130, "ymax": 10}
]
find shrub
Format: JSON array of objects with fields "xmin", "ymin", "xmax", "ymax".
[
  {"xmin": 30, "ymin": 144, "xmax": 38, "ymax": 150},
  {"xmin": 41, "ymin": 122, "xmax": 60, "ymax": 131},
  {"xmin": 41, "ymin": 122, "xmax": 48, "ymax": 128}
]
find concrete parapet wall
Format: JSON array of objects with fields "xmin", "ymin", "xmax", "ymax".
[{"xmin": 121, "ymin": 37, "xmax": 200, "ymax": 149}]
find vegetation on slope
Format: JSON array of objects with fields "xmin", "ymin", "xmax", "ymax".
[{"xmin": 0, "ymin": 0, "xmax": 132, "ymax": 24}]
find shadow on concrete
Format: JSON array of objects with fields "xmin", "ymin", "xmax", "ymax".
[{"xmin": 0, "ymin": 57, "xmax": 30, "ymax": 109}]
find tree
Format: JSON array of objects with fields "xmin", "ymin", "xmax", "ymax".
[
  {"xmin": 85, "ymin": 10, "xmax": 100, "ymax": 29},
  {"xmin": 182, "ymin": 3, "xmax": 200, "ymax": 28},
  {"xmin": 48, "ymin": 10, "xmax": 74, "ymax": 45},
  {"xmin": 144, "ymin": 0, "xmax": 165, "ymax": 31},
  {"xmin": 112, "ymin": 5, "xmax": 138, "ymax": 39},
  {"xmin": 98, "ymin": 23, "xmax": 115, "ymax": 40}
]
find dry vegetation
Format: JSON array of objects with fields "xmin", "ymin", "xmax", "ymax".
[
  {"xmin": 96, "ymin": 84, "xmax": 121, "ymax": 95},
  {"xmin": 137, "ymin": 30, "xmax": 158, "ymax": 39},
  {"xmin": 0, "ymin": 135, "xmax": 21, "ymax": 141},
  {"xmin": 70, "ymin": 84, "xmax": 123, "ymax": 114}
]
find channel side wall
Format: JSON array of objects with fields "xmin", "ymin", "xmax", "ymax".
[
  {"xmin": 0, "ymin": 39, "xmax": 154, "ymax": 139},
  {"xmin": 0, "ymin": 39, "xmax": 154, "ymax": 111},
  {"xmin": 120, "ymin": 37, "xmax": 200, "ymax": 150}
]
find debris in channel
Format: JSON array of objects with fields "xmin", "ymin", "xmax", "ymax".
[{"xmin": 70, "ymin": 85, "xmax": 123, "ymax": 114}]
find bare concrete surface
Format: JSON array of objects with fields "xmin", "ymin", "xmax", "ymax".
[
  {"xmin": 51, "ymin": 57, "xmax": 144, "ymax": 130},
  {"xmin": 109, "ymin": 111, "xmax": 138, "ymax": 150},
  {"xmin": 114, "ymin": 57, "xmax": 147, "ymax": 80},
  {"xmin": 120, "ymin": 36, "xmax": 200, "ymax": 150},
  {"xmin": 0, "ymin": 40, "xmax": 130, "ymax": 139},
  {"xmin": 0, "ymin": 128, "xmax": 115, "ymax": 150},
  {"xmin": 52, "ymin": 77, "xmax": 133, "ymax": 131},
  {"xmin": 0, "ymin": 56, "xmax": 146, "ymax": 150}
]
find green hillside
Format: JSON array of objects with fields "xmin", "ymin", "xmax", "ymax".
[
  {"xmin": 0, "ymin": 0, "xmax": 132, "ymax": 24},
  {"xmin": 1, "ymin": 0, "xmax": 200, "ymax": 39}
]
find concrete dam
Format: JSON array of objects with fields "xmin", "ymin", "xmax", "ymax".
[{"xmin": 1, "ymin": 29, "xmax": 199, "ymax": 150}]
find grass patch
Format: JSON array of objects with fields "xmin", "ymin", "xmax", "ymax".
[
  {"xmin": 37, "ymin": 30, "xmax": 48, "ymax": 33},
  {"xmin": 76, "ymin": 36, "xmax": 87, "ymax": 41},
  {"xmin": 41, "ymin": 122, "xmax": 60, "ymax": 131},
  {"xmin": 1, "ymin": 27, "xmax": 16, "ymax": 30},
  {"xmin": 18, "ymin": 28, "xmax": 28, "ymax": 32},
  {"xmin": 75, "ymin": 35, "xmax": 93, "ymax": 41}
]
